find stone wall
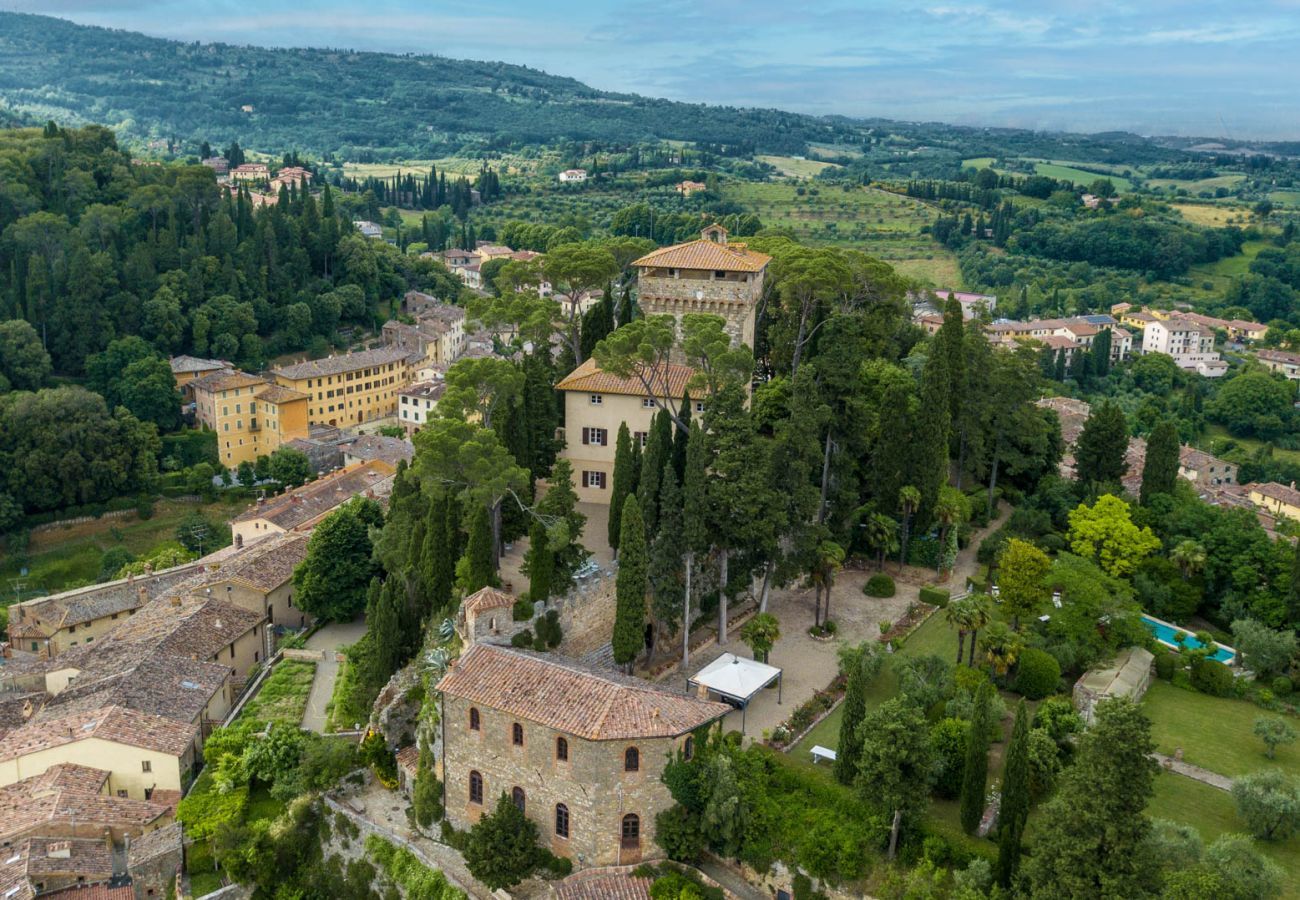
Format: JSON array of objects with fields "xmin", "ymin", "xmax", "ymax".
[
  {"xmin": 638, "ymin": 272, "xmax": 762, "ymax": 349},
  {"xmin": 552, "ymin": 572, "xmax": 617, "ymax": 660}
]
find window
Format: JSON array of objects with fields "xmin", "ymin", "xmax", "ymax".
[
  {"xmin": 469, "ymin": 708, "xmax": 480, "ymax": 731},
  {"xmin": 714, "ymin": 270, "xmax": 727, "ymax": 279},
  {"xmin": 624, "ymin": 747, "xmax": 640, "ymax": 772},
  {"xmin": 469, "ymin": 771, "xmax": 483, "ymax": 804},
  {"xmin": 684, "ymin": 736, "xmax": 694, "ymax": 760},
  {"xmin": 512, "ymin": 722, "xmax": 524, "ymax": 746},
  {"xmin": 589, "ymin": 394, "xmax": 603, "ymax": 405},
  {"xmin": 695, "ymin": 401, "xmax": 705, "ymax": 413},
  {"xmin": 555, "ymin": 804, "xmax": 570, "ymax": 838},
  {"xmin": 117, "ymin": 790, "xmax": 128, "ymax": 798},
  {"xmin": 141, "ymin": 759, "xmax": 153, "ymax": 774},
  {"xmin": 633, "ymin": 431, "xmax": 647, "ymax": 447},
  {"xmin": 621, "ymin": 813, "xmax": 640, "ymax": 847},
  {"xmin": 583, "ymin": 471, "xmax": 607, "ymax": 490},
  {"xmin": 642, "ymin": 397, "xmax": 656, "ymax": 409},
  {"xmin": 581, "ymin": 427, "xmax": 607, "ymax": 446},
  {"xmin": 512, "ymin": 787, "xmax": 526, "ymax": 812},
  {"xmin": 556, "ymin": 736, "xmax": 568, "ymax": 762}
]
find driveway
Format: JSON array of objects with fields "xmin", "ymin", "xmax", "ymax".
[{"xmin": 301, "ymin": 617, "xmax": 368, "ymax": 732}]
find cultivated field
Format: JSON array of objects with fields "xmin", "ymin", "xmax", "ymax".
[{"xmin": 756, "ymin": 154, "xmax": 841, "ymax": 178}]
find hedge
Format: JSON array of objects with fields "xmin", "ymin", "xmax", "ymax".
[
  {"xmin": 864, "ymin": 574, "xmax": 895, "ymax": 598},
  {"xmin": 919, "ymin": 586, "xmax": 950, "ymax": 608},
  {"xmin": 1191, "ymin": 658, "xmax": 1234, "ymax": 697}
]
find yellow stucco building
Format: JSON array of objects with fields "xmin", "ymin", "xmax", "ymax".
[
  {"xmin": 272, "ymin": 347, "xmax": 417, "ymax": 427},
  {"xmin": 191, "ymin": 369, "xmax": 310, "ymax": 468}
]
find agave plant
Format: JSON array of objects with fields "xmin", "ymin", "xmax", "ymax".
[
  {"xmin": 423, "ymin": 647, "xmax": 451, "ymax": 676},
  {"xmin": 438, "ymin": 617, "xmax": 455, "ymax": 642}
]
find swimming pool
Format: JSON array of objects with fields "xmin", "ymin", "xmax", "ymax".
[{"xmin": 1141, "ymin": 614, "xmax": 1236, "ymax": 664}]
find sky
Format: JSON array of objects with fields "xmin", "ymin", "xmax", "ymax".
[{"xmin": 15, "ymin": 0, "xmax": 1300, "ymax": 139}]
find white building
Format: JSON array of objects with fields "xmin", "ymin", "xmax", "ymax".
[
  {"xmin": 558, "ymin": 169, "xmax": 588, "ymax": 184},
  {"xmin": 1142, "ymin": 317, "xmax": 1226, "ymax": 377},
  {"xmin": 398, "ymin": 381, "xmax": 446, "ymax": 435}
]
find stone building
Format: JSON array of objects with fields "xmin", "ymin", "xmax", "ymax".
[
  {"xmin": 632, "ymin": 224, "xmax": 769, "ymax": 352},
  {"xmin": 436, "ymin": 645, "xmax": 729, "ymax": 868}
]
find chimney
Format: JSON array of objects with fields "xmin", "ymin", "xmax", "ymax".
[
  {"xmin": 138, "ymin": 586, "xmax": 148, "ymax": 602},
  {"xmin": 170, "ymin": 596, "xmax": 182, "ymax": 607}
]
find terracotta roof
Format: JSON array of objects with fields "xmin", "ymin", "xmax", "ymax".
[
  {"xmin": 98, "ymin": 594, "xmax": 260, "ymax": 663},
  {"xmin": 339, "ymin": 434, "xmax": 415, "ymax": 467},
  {"xmin": 189, "ymin": 370, "xmax": 266, "ymax": 393},
  {"xmin": 395, "ymin": 745, "xmax": 420, "ymax": 775},
  {"xmin": 14, "ymin": 836, "xmax": 113, "ymax": 880},
  {"xmin": 555, "ymin": 357, "xmax": 697, "ymax": 399},
  {"xmin": 634, "ymin": 238, "xmax": 770, "ymax": 274},
  {"xmin": 0, "ymin": 764, "xmax": 168, "ymax": 847},
  {"xmin": 436, "ymin": 645, "xmax": 730, "ymax": 741},
  {"xmin": 1250, "ymin": 482, "xmax": 1300, "ymax": 508},
  {"xmin": 34, "ymin": 652, "xmax": 229, "ymax": 725},
  {"xmin": 39, "ymin": 886, "xmax": 134, "ymax": 900},
  {"xmin": 400, "ymin": 381, "xmax": 447, "ymax": 401},
  {"xmin": 8, "ymin": 562, "xmax": 208, "ymax": 636},
  {"xmin": 462, "ymin": 587, "xmax": 515, "ymax": 616},
  {"xmin": 231, "ymin": 461, "xmax": 394, "ymax": 529},
  {"xmin": 254, "ymin": 383, "xmax": 309, "ymax": 404},
  {"xmin": 127, "ymin": 821, "xmax": 183, "ymax": 867},
  {"xmin": 0, "ymin": 705, "xmax": 196, "ymax": 760},
  {"xmin": 1258, "ymin": 349, "xmax": 1300, "ymax": 365},
  {"xmin": 555, "ymin": 872, "xmax": 652, "ymax": 900},
  {"xmin": 212, "ymin": 532, "xmax": 310, "ymax": 592},
  {"xmin": 1179, "ymin": 446, "xmax": 1231, "ymax": 472},
  {"xmin": 169, "ymin": 355, "xmax": 228, "ymax": 375},
  {"xmin": 272, "ymin": 346, "xmax": 413, "ymax": 380}
]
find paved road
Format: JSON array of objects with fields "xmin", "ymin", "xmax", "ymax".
[{"xmin": 301, "ymin": 617, "xmax": 367, "ymax": 732}]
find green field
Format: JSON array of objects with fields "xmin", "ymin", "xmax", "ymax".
[
  {"xmin": 341, "ymin": 153, "xmax": 542, "ymax": 181},
  {"xmin": 1188, "ymin": 238, "xmax": 1270, "ymax": 292},
  {"xmin": 1271, "ymin": 190, "xmax": 1300, "ymax": 208},
  {"xmin": 756, "ymin": 154, "xmax": 841, "ymax": 178},
  {"xmin": 1143, "ymin": 681, "xmax": 1300, "ymax": 779},
  {"xmin": 962, "ymin": 157, "xmax": 1133, "ymax": 191},
  {"xmin": 721, "ymin": 182, "xmax": 959, "ymax": 285},
  {"xmin": 961, "ymin": 157, "xmax": 997, "ymax": 170},
  {"xmin": 1198, "ymin": 423, "xmax": 1300, "ymax": 469},
  {"xmin": 1149, "ymin": 173, "xmax": 1246, "ymax": 192},
  {"xmin": 0, "ymin": 498, "xmax": 234, "ymax": 601},
  {"xmin": 1172, "ymin": 202, "xmax": 1254, "ymax": 228},
  {"xmin": 1149, "ymin": 771, "xmax": 1300, "ymax": 898}
]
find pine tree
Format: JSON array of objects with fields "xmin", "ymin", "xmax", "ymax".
[
  {"xmin": 1075, "ymin": 400, "xmax": 1129, "ymax": 488},
  {"xmin": 997, "ymin": 699, "xmax": 1031, "ymax": 886},
  {"xmin": 460, "ymin": 504, "xmax": 497, "ymax": 594},
  {"xmin": 1140, "ymin": 419, "xmax": 1180, "ymax": 504},
  {"xmin": 609, "ymin": 423, "xmax": 634, "ymax": 553},
  {"xmin": 612, "ymin": 495, "xmax": 648, "ymax": 670},
  {"xmin": 959, "ymin": 681, "xmax": 993, "ymax": 834},
  {"xmin": 834, "ymin": 650, "xmax": 871, "ymax": 785},
  {"xmin": 648, "ymin": 466, "xmax": 684, "ymax": 657}
]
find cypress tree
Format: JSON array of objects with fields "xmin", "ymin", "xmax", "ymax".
[
  {"xmin": 1290, "ymin": 541, "xmax": 1300, "ymax": 624},
  {"xmin": 370, "ymin": 576, "xmax": 407, "ymax": 687},
  {"xmin": 959, "ymin": 681, "xmax": 994, "ymax": 834},
  {"xmin": 672, "ymin": 389, "xmax": 692, "ymax": 479},
  {"xmin": 425, "ymin": 492, "xmax": 455, "ymax": 612},
  {"xmin": 915, "ymin": 346, "xmax": 951, "ymax": 529},
  {"xmin": 1091, "ymin": 328, "xmax": 1112, "ymax": 378},
  {"xmin": 997, "ymin": 699, "xmax": 1032, "ymax": 886},
  {"xmin": 638, "ymin": 409, "xmax": 672, "ymax": 537},
  {"xmin": 527, "ymin": 520, "xmax": 553, "ymax": 604},
  {"xmin": 834, "ymin": 650, "xmax": 870, "ymax": 786},
  {"xmin": 617, "ymin": 284, "xmax": 637, "ymax": 326},
  {"xmin": 612, "ymin": 495, "xmax": 648, "ymax": 671},
  {"xmin": 1140, "ymin": 420, "xmax": 1180, "ymax": 504},
  {"xmin": 680, "ymin": 423, "xmax": 709, "ymax": 666},
  {"xmin": 1075, "ymin": 400, "xmax": 1129, "ymax": 488},
  {"xmin": 609, "ymin": 423, "xmax": 634, "ymax": 553},
  {"xmin": 460, "ymin": 504, "xmax": 497, "ymax": 594},
  {"xmin": 648, "ymin": 466, "xmax": 684, "ymax": 656},
  {"xmin": 937, "ymin": 295, "xmax": 966, "ymax": 426}
]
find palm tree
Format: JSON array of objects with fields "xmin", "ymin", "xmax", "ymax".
[
  {"xmin": 810, "ymin": 540, "xmax": 846, "ymax": 628},
  {"xmin": 860, "ymin": 511, "xmax": 899, "ymax": 571},
  {"xmin": 1170, "ymin": 539, "xmax": 1207, "ymax": 582},
  {"xmin": 740, "ymin": 612, "xmax": 782, "ymax": 663},
  {"xmin": 980, "ymin": 621, "xmax": 1025, "ymax": 676},
  {"xmin": 945, "ymin": 598, "xmax": 975, "ymax": 665},
  {"xmin": 965, "ymin": 593, "xmax": 994, "ymax": 667},
  {"xmin": 897, "ymin": 486, "xmax": 921, "ymax": 571}
]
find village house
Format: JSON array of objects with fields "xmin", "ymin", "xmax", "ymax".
[
  {"xmin": 1178, "ymin": 447, "xmax": 1237, "ymax": 487},
  {"xmin": 987, "ymin": 316, "xmax": 1132, "ymax": 363},
  {"xmin": 200, "ymin": 157, "xmax": 229, "ymax": 176},
  {"xmin": 398, "ymin": 380, "xmax": 446, "ymax": 435},
  {"xmin": 168, "ymin": 355, "xmax": 230, "ymax": 404},
  {"xmin": 384, "ymin": 292, "xmax": 467, "ymax": 366},
  {"xmin": 337, "ymin": 433, "xmax": 414, "ymax": 469},
  {"xmin": 675, "ymin": 180, "xmax": 707, "ymax": 196},
  {"xmin": 557, "ymin": 359, "xmax": 702, "ymax": 504},
  {"xmin": 229, "ymin": 162, "xmax": 268, "ymax": 182},
  {"xmin": 1142, "ymin": 316, "xmax": 1227, "ymax": 377},
  {"xmin": 558, "ymin": 169, "xmax": 588, "ymax": 184},
  {"xmin": 436, "ymin": 644, "xmax": 729, "ymax": 869},
  {"xmin": 1247, "ymin": 482, "xmax": 1300, "ymax": 522},
  {"xmin": 190, "ymin": 369, "xmax": 310, "ymax": 467},
  {"xmin": 271, "ymin": 347, "xmax": 417, "ymax": 427},
  {"xmin": 353, "ymin": 220, "xmax": 383, "ymax": 240},
  {"xmin": 1255, "ymin": 349, "xmax": 1300, "ymax": 380},
  {"xmin": 229, "ymin": 459, "xmax": 394, "ymax": 546},
  {"xmin": 198, "ymin": 531, "xmax": 313, "ymax": 642}
]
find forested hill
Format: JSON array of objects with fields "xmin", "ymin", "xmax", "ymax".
[{"xmin": 0, "ymin": 12, "xmax": 856, "ymax": 158}]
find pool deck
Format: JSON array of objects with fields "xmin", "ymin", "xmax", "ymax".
[{"xmin": 1141, "ymin": 613, "xmax": 1237, "ymax": 665}]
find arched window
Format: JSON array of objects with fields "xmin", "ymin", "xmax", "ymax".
[
  {"xmin": 469, "ymin": 770, "xmax": 483, "ymax": 804},
  {"xmin": 511, "ymin": 787, "xmax": 525, "ymax": 813},
  {"xmin": 556, "ymin": 736, "xmax": 569, "ymax": 762},
  {"xmin": 683, "ymin": 736, "xmax": 694, "ymax": 760},
  {"xmin": 621, "ymin": 813, "xmax": 640, "ymax": 847},
  {"xmin": 555, "ymin": 803, "xmax": 570, "ymax": 838},
  {"xmin": 624, "ymin": 746, "xmax": 640, "ymax": 772},
  {"xmin": 469, "ymin": 708, "xmax": 480, "ymax": 731},
  {"xmin": 512, "ymin": 722, "xmax": 524, "ymax": 746}
]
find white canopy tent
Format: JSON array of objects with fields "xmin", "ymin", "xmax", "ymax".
[{"xmin": 687, "ymin": 653, "xmax": 782, "ymax": 732}]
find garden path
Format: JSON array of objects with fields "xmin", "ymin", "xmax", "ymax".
[
  {"xmin": 301, "ymin": 617, "xmax": 367, "ymax": 732},
  {"xmin": 1153, "ymin": 753, "xmax": 1235, "ymax": 791}
]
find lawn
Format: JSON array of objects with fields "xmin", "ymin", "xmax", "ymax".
[
  {"xmin": 1031, "ymin": 160, "xmax": 1134, "ymax": 192},
  {"xmin": 1149, "ymin": 174, "xmax": 1247, "ymax": 192},
  {"xmin": 1172, "ymin": 202, "xmax": 1254, "ymax": 228},
  {"xmin": 0, "ymin": 498, "xmax": 234, "ymax": 601},
  {"xmin": 756, "ymin": 155, "xmax": 841, "ymax": 178},
  {"xmin": 1143, "ymin": 681, "xmax": 1300, "ymax": 779},
  {"xmin": 238, "ymin": 660, "xmax": 317, "ymax": 728},
  {"xmin": 1270, "ymin": 190, "xmax": 1300, "ymax": 208},
  {"xmin": 1198, "ymin": 423, "xmax": 1300, "ymax": 469},
  {"xmin": 1149, "ymin": 771, "xmax": 1300, "ymax": 897}
]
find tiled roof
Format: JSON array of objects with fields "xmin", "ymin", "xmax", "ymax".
[
  {"xmin": 254, "ymin": 383, "xmax": 309, "ymax": 404},
  {"xmin": 1179, "ymin": 446, "xmax": 1231, "ymax": 472},
  {"xmin": 8, "ymin": 562, "xmax": 208, "ymax": 635},
  {"xmin": 0, "ymin": 766, "xmax": 169, "ymax": 848},
  {"xmin": 169, "ymin": 355, "xmax": 229, "ymax": 375},
  {"xmin": 1250, "ymin": 482, "xmax": 1300, "ymax": 508},
  {"xmin": 1258, "ymin": 349, "xmax": 1300, "ymax": 365},
  {"xmin": 272, "ymin": 346, "xmax": 413, "ymax": 380},
  {"xmin": 436, "ymin": 645, "xmax": 730, "ymax": 741},
  {"xmin": 127, "ymin": 821, "xmax": 183, "ymax": 867},
  {"xmin": 634, "ymin": 238, "xmax": 770, "ymax": 273},
  {"xmin": 34, "ymin": 652, "xmax": 229, "ymax": 725},
  {"xmin": 189, "ymin": 370, "xmax": 266, "ymax": 393},
  {"xmin": 16, "ymin": 836, "xmax": 113, "ymax": 879},
  {"xmin": 555, "ymin": 872, "xmax": 652, "ymax": 900},
  {"xmin": 212, "ymin": 532, "xmax": 309, "ymax": 592},
  {"xmin": 99, "ymin": 594, "xmax": 260, "ymax": 663},
  {"xmin": 0, "ymin": 705, "xmax": 196, "ymax": 761},
  {"xmin": 395, "ymin": 745, "xmax": 420, "ymax": 775},
  {"xmin": 401, "ymin": 381, "xmax": 446, "ymax": 401},
  {"xmin": 555, "ymin": 357, "xmax": 697, "ymax": 399},
  {"xmin": 339, "ymin": 434, "xmax": 415, "ymax": 467},
  {"xmin": 231, "ymin": 461, "xmax": 395, "ymax": 529},
  {"xmin": 39, "ymin": 885, "xmax": 134, "ymax": 900},
  {"xmin": 462, "ymin": 587, "xmax": 515, "ymax": 615}
]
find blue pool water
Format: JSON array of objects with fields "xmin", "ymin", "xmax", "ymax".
[{"xmin": 1141, "ymin": 615, "xmax": 1235, "ymax": 664}]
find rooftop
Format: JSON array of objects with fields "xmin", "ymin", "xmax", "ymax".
[
  {"xmin": 462, "ymin": 587, "xmax": 515, "ymax": 616},
  {"xmin": 1249, "ymin": 482, "xmax": 1300, "ymax": 509},
  {"xmin": 436, "ymin": 644, "xmax": 730, "ymax": 741},
  {"xmin": 0, "ymin": 705, "xmax": 197, "ymax": 761},
  {"xmin": 338, "ymin": 434, "xmax": 414, "ymax": 467},
  {"xmin": 34, "ymin": 652, "xmax": 229, "ymax": 725},
  {"xmin": 634, "ymin": 227, "xmax": 770, "ymax": 274},
  {"xmin": 127, "ymin": 821, "xmax": 183, "ymax": 868},
  {"xmin": 210, "ymin": 532, "xmax": 309, "ymax": 592},
  {"xmin": 272, "ymin": 346, "xmax": 414, "ymax": 380},
  {"xmin": 556, "ymin": 357, "xmax": 697, "ymax": 399},
  {"xmin": 400, "ymin": 381, "xmax": 447, "ymax": 401},
  {"xmin": 168, "ymin": 355, "xmax": 228, "ymax": 375},
  {"xmin": 9, "ymin": 561, "xmax": 208, "ymax": 634},
  {"xmin": 254, "ymin": 383, "xmax": 309, "ymax": 404},
  {"xmin": 231, "ymin": 461, "xmax": 394, "ymax": 530},
  {"xmin": 97, "ymin": 593, "xmax": 261, "ymax": 663}
]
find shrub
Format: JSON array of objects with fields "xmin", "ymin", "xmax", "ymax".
[
  {"xmin": 1014, "ymin": 648, "xmax": 1062, "ymax": 700},
  {"xmin": 1191, "ymin": 658, "xmax": 1234, "ymax": 697},
  {"xmin": 535, "ymin": 610, "xmax": 563, "ymax": 649},
  {"xmin": 919, "ymin": 585, "xmax": 949, "ymax": 608},
  {"xmin": 1153, "ymin": 649, "xmax": 1177, "ymax": 681},
  {"xmin": 864, "ymin": 574, "xmax": 895, "ymax": 598},
  {"xmin": 930, "ymin": 718, "xmax": 970, "ymax": 799},
  {"xmin": 1031, "ymin": 696, "xmax": 1081, "ymax": 745},
  {"xmin": 512, "ymin": 597, "xmax": 534, "ymax": 622},
  {"xmin": 1274, "ymin": 676, "xmax": 1294, "ymax": 697},
  {"xmin": 510, "ymin": 629, "xmax": 534, "ymax": 648},
  {"xmin": 977, "ymin": 527, "xmax": 1009, "ymax": 566}
]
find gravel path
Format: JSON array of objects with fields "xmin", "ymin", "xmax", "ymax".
[{"xmin": 301, "ymin": 617, "xmax": 367, "ymax": 732}]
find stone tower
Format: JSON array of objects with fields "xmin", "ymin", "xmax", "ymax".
[{"xmin": 632, "ymin": 224, "xmax": 770, "ymax": 351}]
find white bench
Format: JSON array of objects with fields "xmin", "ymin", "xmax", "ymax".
[{"xmin": 810, "ymin": 745, "xmax": 837, "ymax": 765}]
